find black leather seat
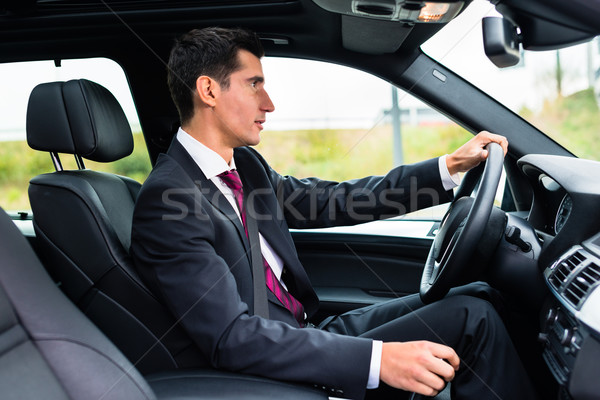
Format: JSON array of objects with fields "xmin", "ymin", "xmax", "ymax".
[
  {"xmin": 26, "ymin": 79, "xmax": 199, "ymax": 375},
  {"xmin": 0, "ymin": 206, "xmax": 328, "ymax": 399},
  {"xmin": 0, "ymin": 207, "xmax": 156, "ymax": 400}
]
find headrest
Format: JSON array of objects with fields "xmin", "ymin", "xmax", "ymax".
[{"xmin": 26, "ymin": 79, "xmax": 134, "ymax": 162}]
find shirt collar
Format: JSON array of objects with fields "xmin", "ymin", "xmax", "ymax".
[{"xmin": 176, "ymin": 127, "xmax": 237, "ymax": 179}]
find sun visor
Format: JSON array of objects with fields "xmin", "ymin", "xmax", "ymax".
[{"xmin": 342, "ymin": 15, "xmax": 412, "ymax": 54}]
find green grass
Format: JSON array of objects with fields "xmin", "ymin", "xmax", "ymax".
[{"xmin": 0, "ymin": 133, "xmax": 151, "ymax": 211}]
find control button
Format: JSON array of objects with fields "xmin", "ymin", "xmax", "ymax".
[
  {"xmin": 560, "ymin": 328, "xmax": 574, "ymax": 346},
  {"xmin": 545, "ymin": 308, "xmax": 558, "ymax": 327},
  {"xmin": 505, "ymin": 226, "xmax": 532, "ymax": 252},
  {"xmin": 568, "ymin": 331, "xmax": 581, "ymax": 355}
]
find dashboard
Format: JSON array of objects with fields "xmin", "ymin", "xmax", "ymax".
[{"xmin": 517, "ymin": 154, "xmax": 600, "ymax": 399}]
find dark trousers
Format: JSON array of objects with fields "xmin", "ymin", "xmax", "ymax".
[{"xmin": 320, "ymin": 284, "xmax": 538, "ymax": 400}]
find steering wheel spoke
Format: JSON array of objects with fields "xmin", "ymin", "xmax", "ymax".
[
  {"xmin": 429, "ymin": 261, "xmax": 442, "ymax": 285},
  {"xmin": 437, "ymin": 226, "xmax": 462, "ymax": 264}
]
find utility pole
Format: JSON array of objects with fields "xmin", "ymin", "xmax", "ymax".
[
  {"xmin": 391, "ymin": 86, "xmax": 403, "ymax": 166},
  {"xmin": 587, "ymin": 40, "xmax": 594, "ymax": 89},
  {"xmin": 556, "ymin": 50, "xmax": 563, "ymax": 97}
]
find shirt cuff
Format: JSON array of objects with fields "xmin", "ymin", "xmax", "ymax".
[
  {"xmin": 367, "ymin": 340, "xmax": 383, "ymax": 389},
  {"xmin": 439, "ymin": 155, "xmax": 460, "ymax": 191}
]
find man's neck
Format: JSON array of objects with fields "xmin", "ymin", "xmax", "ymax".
[{"xmin": 181, "ymin": 123, "xmax": 234, "ymax": 165}]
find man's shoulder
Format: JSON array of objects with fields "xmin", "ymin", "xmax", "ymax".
[
  {"xmin": 146, "ymin": 153, "xmax": 182, "ymax": 183},
  {"xmin": 139, "ymin": 153, "xmax": 196, "ymax": 197}
]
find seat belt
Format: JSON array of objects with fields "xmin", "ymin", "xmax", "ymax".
[{"xmin": 244, "ymin": 209, "xmax": 270, "ymax": 319}]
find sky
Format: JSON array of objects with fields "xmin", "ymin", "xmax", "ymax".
[
  {"xmin": 0, "ymin": 58, "xmax": 139, "ymax": 139},
  {"xmin": 0, "ymin": 0, "xmax": 598, "ymax": 140}
]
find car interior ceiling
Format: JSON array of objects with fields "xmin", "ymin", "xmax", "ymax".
[{"xmin": 1, "ymin": 0, "xmax": 600, "ymax": 399}]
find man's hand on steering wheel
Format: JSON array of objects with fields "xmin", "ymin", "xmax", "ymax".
[{"xmin": 446, "ymin": 131, "xmax": 509, "ymax": 175}]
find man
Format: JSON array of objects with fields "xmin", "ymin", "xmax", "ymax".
[{"xmin": 131, "ymin": 27, "xmax": 537, "ymax": 399}]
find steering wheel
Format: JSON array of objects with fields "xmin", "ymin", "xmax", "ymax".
[{"xmin": 420, "ymin": 142, "xmax": 505, "ymax": 304}]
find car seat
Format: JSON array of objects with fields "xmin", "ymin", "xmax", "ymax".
[
  {"xmin": 0, "ymin": 206, "xmax": 156, "ymax": 400},
  {"xmin": 26, "ymin": 79, "xmax": 200, "ymax": 375},
  {"xmin": 0, "ymin": 206, "xmax": 327, "ymax": 399}
]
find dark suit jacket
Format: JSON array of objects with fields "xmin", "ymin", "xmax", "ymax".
[{"xmin": 131, "ymin": 139, "xmax": 452, "ymax": 399}]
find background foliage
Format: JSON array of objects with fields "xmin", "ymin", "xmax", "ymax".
[
  {"xmin": 521, "ymin": 88, "xmax": 600, "ymax": 159},
  {"xmin": 0, "ymin": 133, "xmax": 151, "ymax": 211},
  {"xmin": 0, "ymin": 88, "xmax": 598, "ymax": 211}
]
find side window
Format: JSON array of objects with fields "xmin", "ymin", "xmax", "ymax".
[
  {"xmin": 258, "ymin": 57, "xmax": 473, "ymax": 223},
  {"xmin": 0, "ymin": 58, "xmax": 150, "ymax": 214}
]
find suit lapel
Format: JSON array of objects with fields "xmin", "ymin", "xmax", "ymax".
[{"xmin": 167, "ymin": 139, "xmax": 250, "ymax": 250}]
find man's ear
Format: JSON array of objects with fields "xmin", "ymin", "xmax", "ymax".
[{"xmin": 195, "ymin": 76, "xmax": 218, "ymax": 107}]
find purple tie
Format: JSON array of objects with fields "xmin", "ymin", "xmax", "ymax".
[{"xmin": 219, "ymin": 170, "xmax": 305, "ymax": 325}]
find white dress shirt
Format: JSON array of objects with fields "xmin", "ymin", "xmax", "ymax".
[{"xmin": 176, "ymin": 127, "xmax": 459, "ymax": 390}]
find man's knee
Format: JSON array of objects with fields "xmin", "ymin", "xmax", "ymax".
[
  {"xmin": 440, "ymin": 294, "xmax": 503, "ymax": 328},
  {"xmin": 448, "ymin": 282, "xmax": 507, "ymax": 315}
]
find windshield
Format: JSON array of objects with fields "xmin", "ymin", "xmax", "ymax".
[{"xmin": 422, "ymin": 0, "xmax": 600, "ymax": 161}]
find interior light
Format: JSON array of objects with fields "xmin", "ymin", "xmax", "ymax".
[{"xmin": 417, "ymin": 2, "xmax": 463, "ymax": 23}]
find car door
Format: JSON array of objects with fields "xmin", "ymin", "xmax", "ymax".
[{"xmin": 292, "ymin": 217, "xmax": 441, "ymax": 322}]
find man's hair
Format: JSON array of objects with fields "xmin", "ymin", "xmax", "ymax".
[{"xmin": 167, "ymin": 27, "xmax": 264, "ymax": 125}]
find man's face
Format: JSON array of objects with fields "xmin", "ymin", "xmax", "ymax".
[{"xmin": 213, "ymin": 49, "xmax": 275, "ymax": 148}]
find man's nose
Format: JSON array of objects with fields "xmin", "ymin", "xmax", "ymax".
[{"xmin": 261, "ymin": 89, "xmax": 275, "ymax": 113}]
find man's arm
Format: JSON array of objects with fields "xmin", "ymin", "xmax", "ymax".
[
  {"xmin": 244, "ymin": 131, "xmax": 507, "ymax": 231},
  {"xmin": 242, "ymin": 148, "xmax": 453, "ymax": 230}
]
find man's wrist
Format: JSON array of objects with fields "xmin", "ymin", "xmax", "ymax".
[
  {"xmin": 439, "ymin": 155, "xmax": 460, "ymax": 191},
  {"xmin": 445, "ymin": 152, "xmax": 458, "ymax": 176}
]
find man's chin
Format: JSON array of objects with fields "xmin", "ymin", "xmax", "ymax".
[
  {"xmin": 235, "ymin": 137, "xmax": 260, "ymax": 148},
  {"xmin": 247, "ymin": 133, "xmax": 261, "ymax": 147}
]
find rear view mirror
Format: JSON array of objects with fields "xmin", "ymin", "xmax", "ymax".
[{"xmin": 482, "ymin": 17, "xmax": 521, "ymax": 68}]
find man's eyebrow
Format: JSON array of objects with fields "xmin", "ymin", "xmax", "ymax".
[{"xmin": 247, "ymin": 75, "xmax": 264, "ymax": 83}]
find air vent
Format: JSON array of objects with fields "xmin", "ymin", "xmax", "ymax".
[
  {"xmin": 549, "ymin": 251, "xmax": 585, "ymax": 291},
  {"xmin": 564, "ymin": 261, "xmax": 600, "ymax": 309}
]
